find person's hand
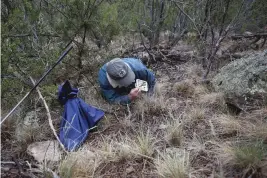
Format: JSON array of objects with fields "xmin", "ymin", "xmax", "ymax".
[{"xmin": 128, "ymin": 88, "xmax": 141, "ymax": 100}]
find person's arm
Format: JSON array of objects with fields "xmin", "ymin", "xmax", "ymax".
[{"xmin": 100, "ymin": 85, "xmax": 131, "ymax": 105}]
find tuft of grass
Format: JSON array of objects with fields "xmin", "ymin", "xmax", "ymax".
[
  {"xmin": 98, "ymin": 139, "xmax": 116, "ymax": 160},
  {"xmin": 133, "ymin": 130, "xmax": 155, "ymax": 157},
  {"xmin": 98, "ymin": 137, "xmax": 136, "ymax": 162},
  {"xmin": 234, "ymin": 144, "xmax": 265, "ymax": 169},
  {"xmin": 212, "ymin": 114, "xmax": 242, "ymax": 136},
  {"xmin": 173, "ymin": 79, "xmax": 195, "ymax": 97},
  {"xmin": 165, "ymin": 120, "xmax": 184, "ymax": 147},
  {"xmin": 154, "ymin": 83, "xmax": 167, "ymax": 96},
  {"xmin": 193, "ymin": 84, "xmax": 209, "ymax": 96},
  {"xmin": 186, "ymin": 106, "xmax": 206, "ymax": 121},
  {"xmin": 59, "ymin": 148, "xmax": 99, "ymax": 178},
  {"xmin": 116, "ymin": 141, "xmax": 136, "ymax": 161},
  {"xmin": 15, "ymin": 123, "xmax": 37, "ymax": 143},
  {"xmin": 156, "ymin": 150, "xmax": 189, "ymax": 178},
  {"xmin": 241, "ymin": 108, "xmax": 267, "ymax": 140},
  {"xmin": 248, "ymin": 124, "xmax": 267, "ymax": 141},
  {"xmin": 98, "ymin": 132, "xmax": 155, "ymax": 162},
  {"xmin": 198, "ymin": 92, "xmax": 227, "ymax": 112},
  {"xmin": 220, "ymin": 142, "xmax": 267, "ymax": 170},
  {"xmin": 59, "ymin": 160, "xmax": 75, "ymax": 178},
  {"xmin": 135, "ymin": 94, "xmax": 168, "ymax": 115}
]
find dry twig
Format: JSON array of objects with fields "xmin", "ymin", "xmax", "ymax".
[{"xmin": 29, "ymin": 77, "xmax": 67, "ymax": 153}]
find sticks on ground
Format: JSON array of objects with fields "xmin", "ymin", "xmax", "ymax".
[
  {"xmin": 29, "ymin": 77, "xmax": 67, "ymax": 153},
  {"xmin": 231, "ymin": 33, "xmax": 267, "ymax": 40}
]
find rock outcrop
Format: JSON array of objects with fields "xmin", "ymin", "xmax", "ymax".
[{"xmin": 212, "ymin": 50, "xmax": 267, "ymax": 110}]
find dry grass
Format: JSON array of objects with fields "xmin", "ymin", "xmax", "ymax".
[
  {"xmin": 97, "ymin": 133, "xmax": 156, "ymax": 162},
  {"xmin": 156, "ymin": 149, "xmax": 190, "ymax": 178},
  {"xmin": 187, "ymin": 134, "xmax": 206, "ymax": 153},
  {"xmin": 173, "ymin": 79, "xmax": 195, "ymax": 97},
  {"xmin": 220, "ymin": 142, "xmax": 267, "ymax": 170},
  {"xmin": 211, "ymin": 114, "xmax": 242, "ymax": 136},
  {"xmin": 198, "ymin": 92, "xmax": 227, "ymax": 112},
  {"xmin": 59, "ymin": 147, "xmax": 99, "ymax": 178},
  {"xmin": 185, "ymin": 64, "xmax": 204, "ymax": 79},
  {"xmin": 241, "ymin": 108, "xmax": 267, "ymax": 140},
  {"xmin": 96, "ymin": 137, "xmax": 138, "ymax": 162},
  {"xmin": 97, "ymin": 139, "xmax": 117, "ymax": 160},
  {"xmin": 132, "ymin": 130, "xmax": 156, "ymax": 158},
  {"xmin": 4, "ymin": 58, "xmax": 267, "ymax": 178},
  {"xmin": 165, "ymin": 120, "xmax": 184, "ymax": 147},
  {"xmin": 186, "ymin": 106, "xmax": 206, "ymax": 121},
  {"xmin": 134, "ymin": 94, "xmax": 168, "ymax": 115},
  {"xmin": 248, "ymin": 124, "xmax": 267, "ymax": 141},
  {"xmin": 193, "ymin": 84, "xmax": 209, "ymax": 96}
]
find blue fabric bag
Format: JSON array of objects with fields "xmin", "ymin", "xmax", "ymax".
[{"xmin": 58, "ymin": 80, "xmax": 104, "ymax": 151}]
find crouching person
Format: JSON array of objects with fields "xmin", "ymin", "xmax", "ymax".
[{"xmin": 98, "ymin": 58, "xmax": 155, "ymax": 105}]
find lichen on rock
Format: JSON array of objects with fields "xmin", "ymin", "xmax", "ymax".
[
  {"xmin": 212, "ymin": 50, "xmax": 267, "ymax": 109},
  {"xmin": 212, "ymin": 51, "xmax": 267, "ymax": 96}
]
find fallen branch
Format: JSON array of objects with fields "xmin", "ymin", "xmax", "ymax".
[
  {"xmin": 30, "ymin": 77, "xmax": 67, "ymax": 153},
  {"xmin": 231, "ymin": 33, "xmax": 267, "ymax": 40},
  {"xmin": 1, "ymin": 160, "xmax": 60, "ymax": 178},
  {"xmin": 3, "ymin": 33, "xmax": 60, "ymax": 38}
]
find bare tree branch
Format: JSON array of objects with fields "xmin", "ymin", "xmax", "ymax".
[
  {"xmin": 203, "ymin": 0, "xmax": 249, "ymax": 79},
  {"xmin": 172, "ymin": 1, "xmax": 201, "ymax": 38},
  {"xmin": 137, "ymin": 22, "xmax": 156, "ymax": 64}
]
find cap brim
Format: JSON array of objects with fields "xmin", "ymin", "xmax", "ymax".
[{"xmin": 107, "ymin": 65, "xmax": 135, "ymax": 88}]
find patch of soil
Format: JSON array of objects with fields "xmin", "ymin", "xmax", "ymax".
[{"xmin": 96, "ymin": 158, "xmax": 157, "ymax": 178}]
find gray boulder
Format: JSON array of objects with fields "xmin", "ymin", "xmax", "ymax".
[{"xmin": 212, "ymin": 50, "xmax": 267, "ymax": 109}]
